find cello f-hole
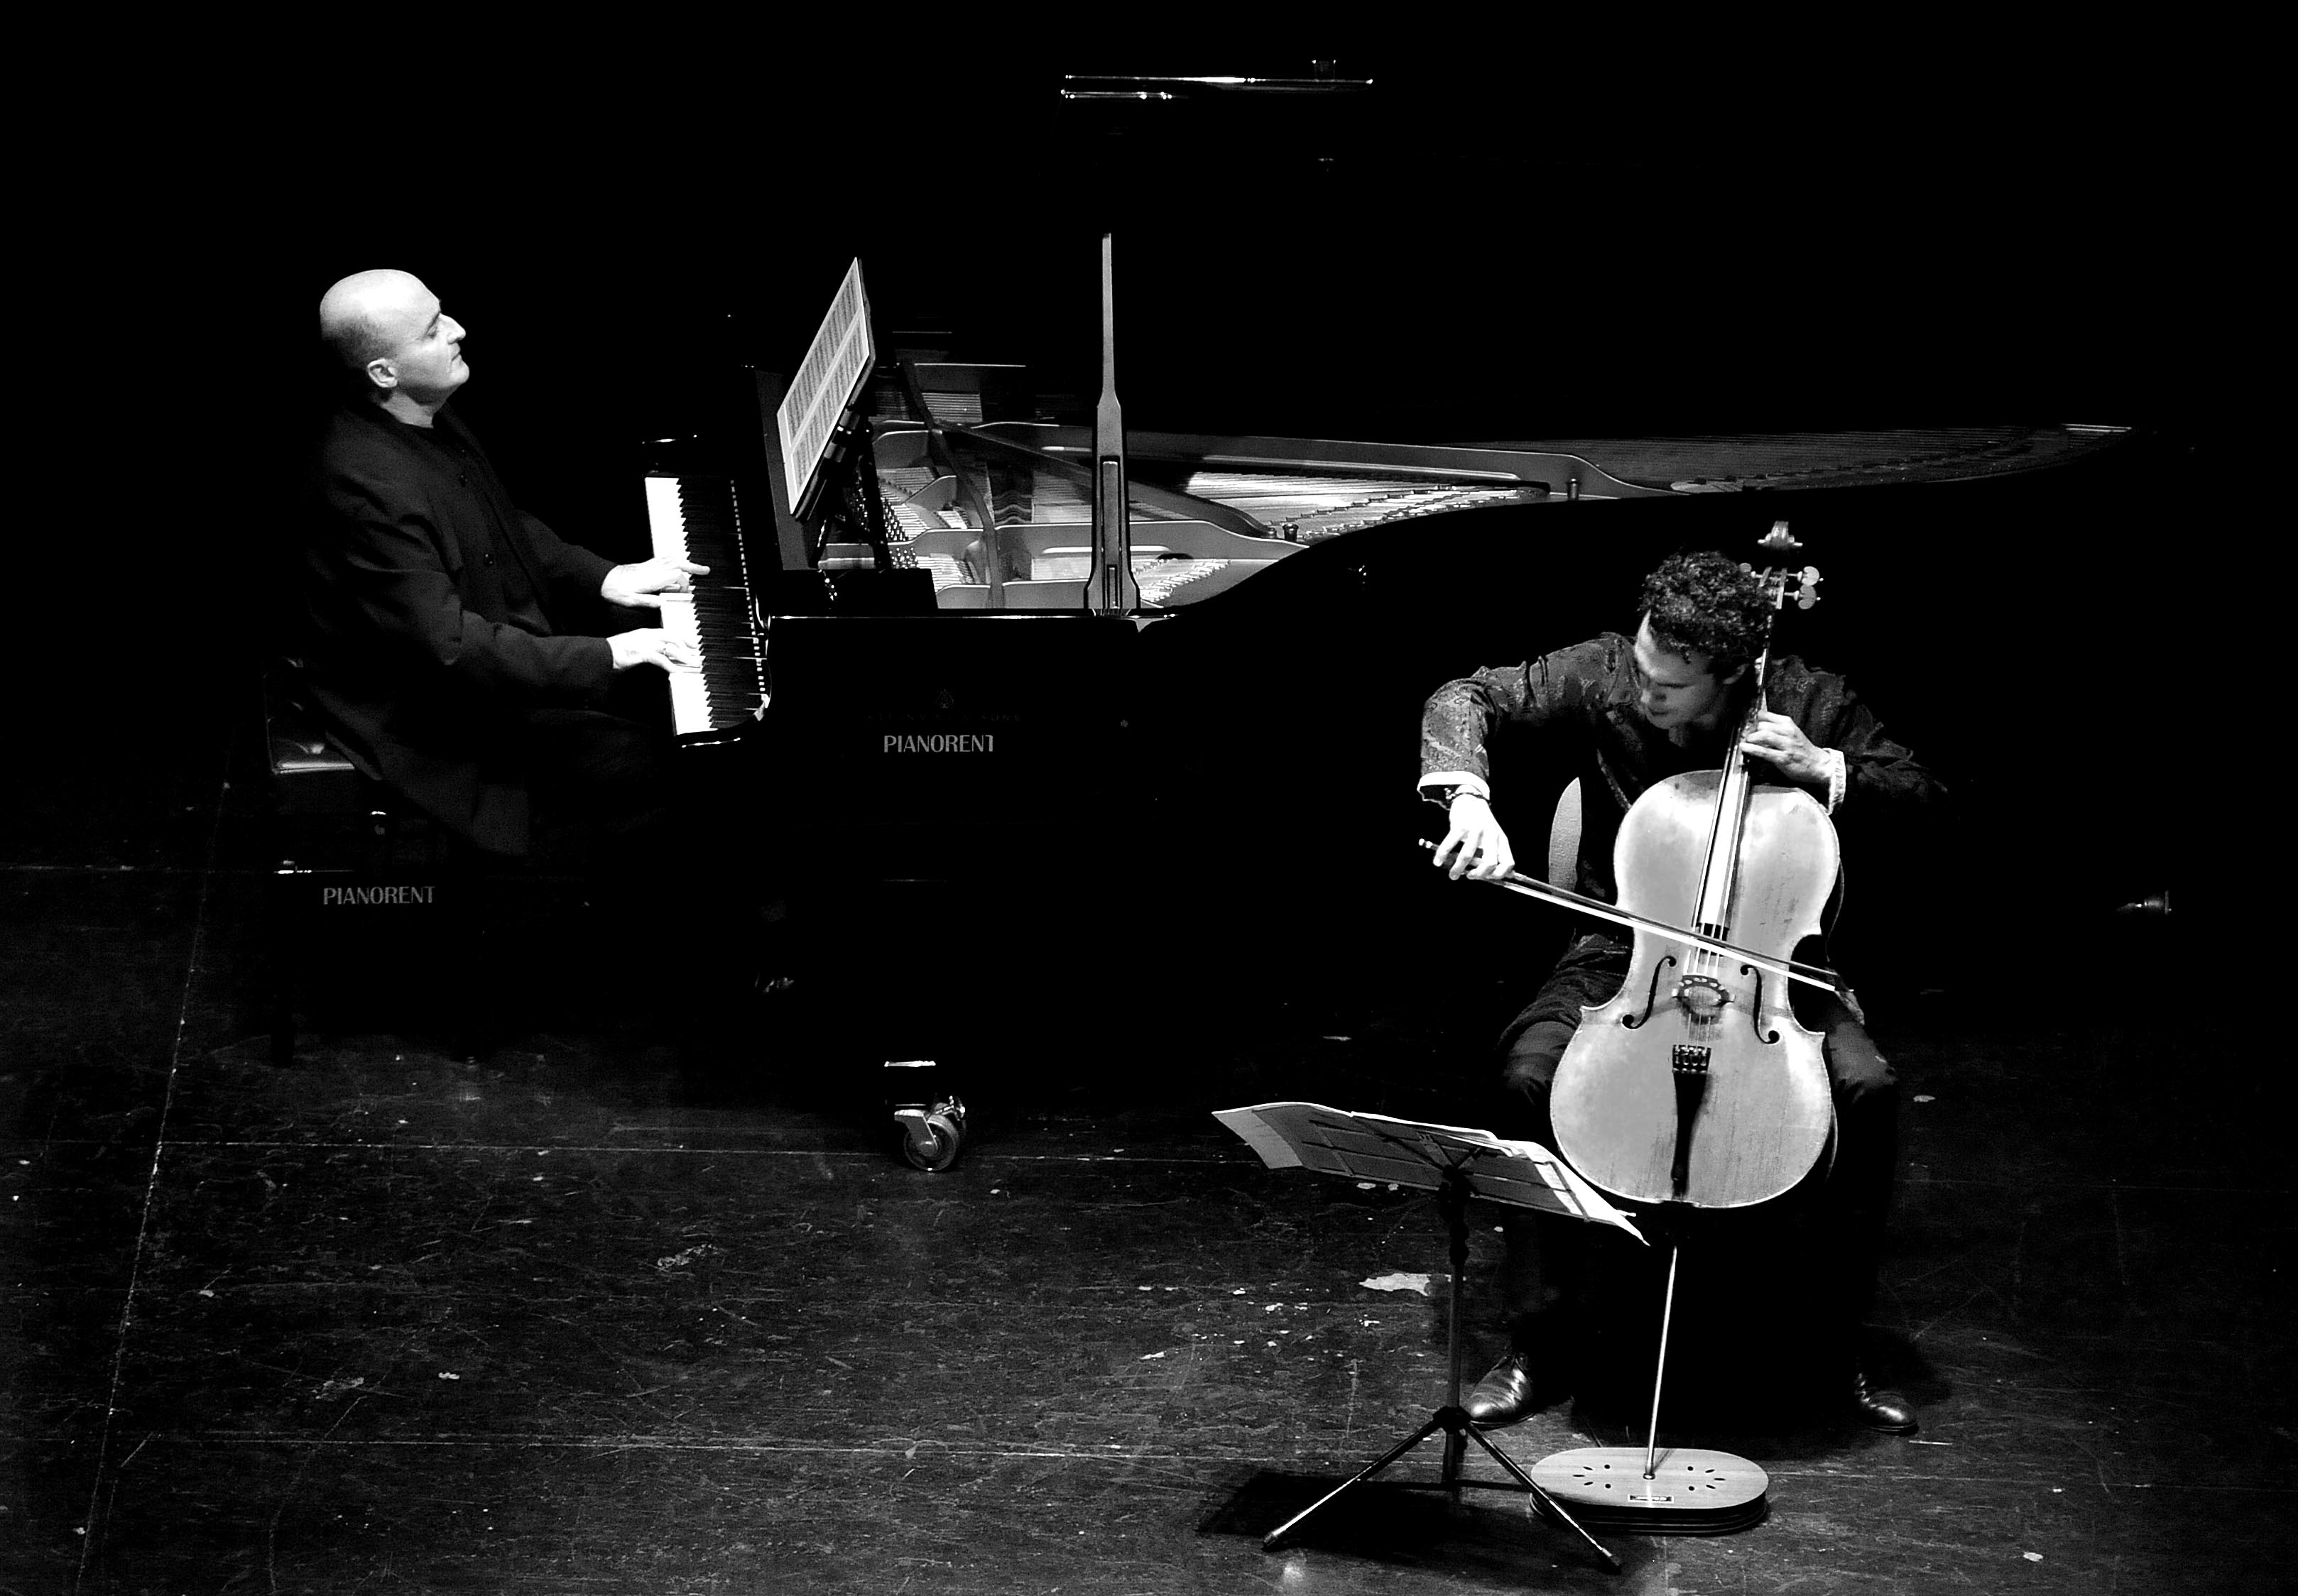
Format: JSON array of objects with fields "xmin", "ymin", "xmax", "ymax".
[
  {"xmin": 1743, "ymin": 965, "xmax": 1780, "ymax": 1043},
  {"xmin": 1621, "ymin": 956, "xmax": 1676, "ymax": 1029}
]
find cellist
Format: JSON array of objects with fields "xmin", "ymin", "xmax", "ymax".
[{"xmin": 1420, "ymin": 550, "xmax": 1942, "ymax": 1433}]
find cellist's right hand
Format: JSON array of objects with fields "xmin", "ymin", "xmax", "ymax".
[{"xmin": 1434, "ymin": 792, "xmax": 1517, "ymax": 881}]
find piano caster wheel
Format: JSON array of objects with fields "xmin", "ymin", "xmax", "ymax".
[{"xmin": 895, "ymin": 1096, "xmax": 966, "ymax": 1172}]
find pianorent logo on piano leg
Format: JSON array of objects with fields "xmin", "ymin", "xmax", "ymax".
[
  {"xmin": 882, "ymin": 733, "xmax": 996, "ymax": 754},
  {"xmin": 320, "ymin": 885, "xmax": 437, "ymax": 905}
]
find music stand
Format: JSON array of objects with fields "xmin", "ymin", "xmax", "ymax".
[{"xmin": 1215, "ymin": 1102, "xmax": 1643, "ymax": 1572}]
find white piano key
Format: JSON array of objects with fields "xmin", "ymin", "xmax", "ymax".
[
  {"xmin": 645, "ymin": 476, "xmax": 688, "ymax": 562},
  {"xmin": 653, "ymin": 591, "xmax": 711, "ymax": 734}
]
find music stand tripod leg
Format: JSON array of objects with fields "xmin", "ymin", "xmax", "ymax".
[
  {"xmin": 1263, "ymin": 1169, "xmax": 1616, "ymax": 1570},
  {"xmin": 1260, "ymin": 1411, "xmax": 1452, "ymax": 1551},
  {"xmin": 1460, "ymin": 1426, "xmax": 1623, "ymax": 1571}
]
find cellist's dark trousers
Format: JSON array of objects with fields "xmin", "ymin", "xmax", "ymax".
[{"xmin": 1493, "ymin": 978, "xmax": 1900, "ymax": 1363}]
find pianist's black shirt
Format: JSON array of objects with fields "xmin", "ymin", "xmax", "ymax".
[{"xmin": 303, "ymin": 399, "xmax": 619, "ymax": 853}]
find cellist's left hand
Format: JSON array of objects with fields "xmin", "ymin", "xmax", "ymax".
[{"xmin": 1740, "ymin": 711, "xmax": 1831, "ymax": 788}]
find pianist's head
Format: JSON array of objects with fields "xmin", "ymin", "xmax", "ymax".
[{"xmin": 318, "ymin": 269, "xmax": 469, "ymax": 417}]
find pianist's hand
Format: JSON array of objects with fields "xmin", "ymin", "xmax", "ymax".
[
  {"xmin": 608, "ymin": 629, "xmax": 702, "ymax": 674},
  {"xmin": 1432, "ymin": 792, "xmax": 1517, "ymax": 882},
  {"xmin": 601, "ymin": 557, "xmax": 709, "ymax": 610}
]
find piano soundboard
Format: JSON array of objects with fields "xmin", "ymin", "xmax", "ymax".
[{"xmin": 886, "ymin": 495, "xmax": 1234, "ymax": 606}]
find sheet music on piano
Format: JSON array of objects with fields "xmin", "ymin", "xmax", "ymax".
[
  {"xmin": 776, "ymin": 258, "xmax": 876, "ymax": 517},
  {"xmin": 641, "ymin": 258, "xmax": 920, "ymax": 744}
]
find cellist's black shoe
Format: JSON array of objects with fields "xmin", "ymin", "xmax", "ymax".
[
  {"xmin": 1466, "ymin": 1351, "xmax": 1542, "ymax": 1428},
  {"xmin": 1467, "ymin": 1303, "xmax": 1584, "ymax": 1428},
  {"xmin": 1850, "ymin": 1370, "xmax": 1919, "ymax": 1434}
]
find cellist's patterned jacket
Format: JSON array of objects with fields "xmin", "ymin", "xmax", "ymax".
[{"xmin": 1417, "ymin": 633, "xmax": 1945, "ymax": 1034}]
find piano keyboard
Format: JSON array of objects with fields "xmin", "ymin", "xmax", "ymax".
[{"xmin": 643, "ymin": 475, "xmax": 768, "ymax": 737}]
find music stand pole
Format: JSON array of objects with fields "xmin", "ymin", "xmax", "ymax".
[{"xmin": 1260, "ymin": 1166, "xmax": 1619, "ymax": 1571}]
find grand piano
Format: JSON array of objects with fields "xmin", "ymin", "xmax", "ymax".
[{"xmin": 638, "ymin": 256, "xmax": 2147, "ymax": 1164}]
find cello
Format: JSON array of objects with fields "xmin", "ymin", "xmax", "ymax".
[
  {"xmin": 1547, "ymin": 528, "xmax": 1836, "ymax": 1208},
  {"xmin": 1441, "ymin": 522, "xmax": 1841, "ymax": 1531}
]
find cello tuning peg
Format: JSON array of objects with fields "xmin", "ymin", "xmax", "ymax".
[{"xmin": 1795, "ymin": 567, "xmax": 1822, "ymax": 608}]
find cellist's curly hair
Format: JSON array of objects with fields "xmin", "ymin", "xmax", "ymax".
[{"xmin": 1638, "ymin": 551, "xmax": 1772, "ymax": 676}]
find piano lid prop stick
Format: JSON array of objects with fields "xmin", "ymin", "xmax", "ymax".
[{"xmin": 1091, "ymin": 232, "xmax": 1140, "ymax": 615}]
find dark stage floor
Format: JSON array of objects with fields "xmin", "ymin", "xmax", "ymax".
[{"xmin": 5, "ymin": 695, "xmax": 2291, "ymax": 1595}]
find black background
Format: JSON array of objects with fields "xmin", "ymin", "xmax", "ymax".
[{"xmin": 28, "ymin": 37, "xmax": 2255, "ymax": 989}]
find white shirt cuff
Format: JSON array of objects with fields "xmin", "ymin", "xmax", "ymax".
[{"xmin": 1419, "ymin": 772, "xmax": 1491, "ymax": 805}]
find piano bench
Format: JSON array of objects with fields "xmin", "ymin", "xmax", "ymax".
[{"xmin": 263, "ymin": 668, "xmax": 473, "ymax": 1065}]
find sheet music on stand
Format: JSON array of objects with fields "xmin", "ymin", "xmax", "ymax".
[
  {"xmin": 777, "ymin": 258, "xmax": 876, "ymax": 513},
  {"xmin": 1214, "ymin": 1102, "xmax": 1645, "ymax": 1242}
]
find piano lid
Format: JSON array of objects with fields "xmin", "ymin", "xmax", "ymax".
[{"xmin": 868, "ymin": 360, "xmax": 2138, "ymax": 613}]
